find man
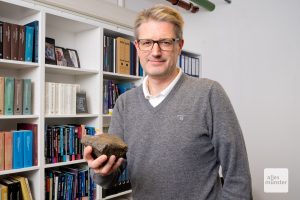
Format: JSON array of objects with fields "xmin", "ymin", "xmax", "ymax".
[{"xmin": 84, "ymin": 5, "xmax": 252, "ymax": 200}]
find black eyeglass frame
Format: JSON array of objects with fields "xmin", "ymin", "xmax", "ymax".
[{"xmin": 136, "ymin": 38, "xmax": 181, "ymax": 51}]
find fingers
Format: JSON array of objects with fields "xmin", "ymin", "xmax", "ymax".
[
  {"xmin": 83, "ymin": 146, "xmax": 125, "ymax": 176},
  {"xmin": 83, "ymin": 146, "xmax": 93, "ymax": 161},
  {"xmin": 100, "ymin": 155, "xmax": 117, "ymax": 176}
]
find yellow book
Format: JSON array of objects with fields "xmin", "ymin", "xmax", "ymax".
[{"xmin": 0, "ymin": 183, "xmax": 8, "ymax": 200}]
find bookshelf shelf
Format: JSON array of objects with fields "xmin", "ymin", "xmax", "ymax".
[
  {"xmin": 0, "ymin": 115, "xmax": 39, "ymax": 119},
  {"xmin": 45, "ymin": 64, "xmax": 99, "ymax": 75},
  {"xmin": 103, "ymin": 190, "xmax": 132, "ymax": 200},
  {"xmin": 44, "ymin": 159, "xmax": 86, "ymax": 169},
  {"xmin": 103, "ymin": 71, "xmax": 142, "ymax": 81},
  {"xmin": 44, "ymin": 114, "xmax": 99, "ymax": 118},
  {"xmin": 0, "ymin": 166, "xmax": 39, "ymax": 176},
  {"xmin": 0, "ymin": 59, "xmax": 39, "ymax": 69}
]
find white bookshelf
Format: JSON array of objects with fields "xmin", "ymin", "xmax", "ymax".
[{"xmin": 0, "ymin": 1, "xmax": 201, "ymax": 200}]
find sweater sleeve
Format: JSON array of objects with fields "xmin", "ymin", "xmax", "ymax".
[
  {"xmin": 92, "ymin": 161, "xmax": 127, "ymax": 189},
  {"xmin": 209, "ymin": 81, "xmax": 253, "ymax": 200},
  {"xmin": 92, "ymin": 97, "xmax": 127, "ymax": 188}
]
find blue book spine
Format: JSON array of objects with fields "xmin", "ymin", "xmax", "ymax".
[
  {"xmin": 22, "ymin": 79, "xmax": 32, "ymax": 114},
  {"xmin": 24, "ymin": 26, "xmax": 34, "ymax": 62},
  {"xmin": 23, "ymin": 130, "xmax": 33, "ymax": 167},
  {"xmin": 25, "ymin": 21, "xmax": 39, "ymax": 62},
  {"xmin": 13, "ymin": 130, "xmax": 24, "ymax": 169}
]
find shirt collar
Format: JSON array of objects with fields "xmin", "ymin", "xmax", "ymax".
[{"xmin": 143, "ymin": 68, "xmax": 183, "ymax": 99}]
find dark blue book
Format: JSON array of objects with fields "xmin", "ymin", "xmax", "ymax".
[
  {"xmin": 26, "ymin": 21, "xmax": 39, "ymax": 62},
  {"xmin": 139, "ymin": 62, "xmax": 143, "ymax": 77},
  {"xmin": 117, "ymin": 82, "xmax": 134, "ymax": 94},
  {"xmin": 23, "ymin": 130, "xmax": 33, "ymax": 167},
  {"xmin": 24, "ymin": 26, "xmax": 34, "ymax": 62},
  {"xmin": 13, "ymin": 130, "xmax": 24, "ymax": 169}
]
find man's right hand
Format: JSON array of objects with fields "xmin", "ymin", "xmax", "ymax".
[{"xmin": 84, "ymin": 146, "xmax": 124, "ymax": 176}]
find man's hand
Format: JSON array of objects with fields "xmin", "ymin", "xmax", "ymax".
[{"xmin": 84, "ymin": 146, "xmax": 124, "ymax": 176}]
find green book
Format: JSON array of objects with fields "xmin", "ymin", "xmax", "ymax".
[
  {"xmin": 4, "ymin": 77, "xmax": 14, "ymax": 115},
  {"xmin": 23, "ymin": 79, "xmax": 32, "ymax": 115}
]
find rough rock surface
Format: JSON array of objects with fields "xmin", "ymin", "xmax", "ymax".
[{"xmin": 81, "ymin": 133, "xmax": 128, "ymax": 159}]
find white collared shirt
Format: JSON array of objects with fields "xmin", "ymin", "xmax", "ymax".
[{"xmin": 142, "ymin": 68, "xmax": 183, "ymax": 107}]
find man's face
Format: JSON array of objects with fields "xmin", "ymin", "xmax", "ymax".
[{"xmin": 135, "ymin": 20, "xmax": 184, "ymax": 79}]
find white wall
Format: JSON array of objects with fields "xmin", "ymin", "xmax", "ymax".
[
  {"xmin": 127, "ymin": 0, "xmax": 300, "ymax": 199},
  {"xmin": 182, "ymin": 0, "xmax": 300, "ymax": 199}
]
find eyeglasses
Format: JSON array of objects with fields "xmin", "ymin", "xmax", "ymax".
[{"xmin": 137, "ymin": 38, "xmax": 180, "ymax": 51}]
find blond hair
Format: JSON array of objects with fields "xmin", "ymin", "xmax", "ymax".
[{"xmin": 134, "ymin": 5, "xmax": 184, "ymax": 39}]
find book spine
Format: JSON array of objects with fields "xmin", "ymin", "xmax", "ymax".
[
  {"xmin": 4, "ymin": 77, "xmax": 14, "ymax": 115},
  {"xmin": 4, "ymin": 131, "xmax": 12, "ymax": 170},
  {"xmin": 26, "ymin": 21, "xmax": 39, "ymax": 62},
  {"xmin": 10, "ymin": 23, "xmax": 19, "ymax": 60},
  {"xmin": 3, "ymin": 22, "xmax": 11, "ymax": 60},
  {"xmin": 14, "ymin": 78, "xmax": 23, "ymax": 115},
  {"xmin": 13, "ymin": 130, "xmax": 24, "ymax": 169},
  {"xmin": 24, "ymin": 26, "xmax": 34, "ymax": 62},
  {"xmin": 23, "ymin": 79, "xmax": 32, "ymax": 115},
  {"xmin": 0, "ymin": 131, "xmax": 4, "ymax": 170},
  {"xmin": 0, "ymin": 21, "xmax": 3, "ymax": 59},
  {"xmin": 23, "ymin": 130, "xmax": 33, "ymax": 167},
  {"xmin": 0, "ymin": 76, "xmax": 4, "ymax": 115},
  {"xmin": 18, "ymin": 25, "xmax": 25, "ymax": 61}
]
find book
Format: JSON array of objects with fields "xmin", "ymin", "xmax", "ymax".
[
  {"xmin": 25, "ymin": 21, "xmax": 39, "ymax": 62},
  {"xmin": 17, "ymin": 123, "xmax": 38, "ymax": 166},
  {"xmin": 45, "ymin": 37, "xmax": 56, "ymax": 65},
  {"xmin": 116, "ymin": 37, "xmax": 130, "ymax": 75},
  {"xmin": 25, "ymin": 177, "xmax": 33, "ymax": 200},
  {"xmin": 0, "ymin": 183, "xmax": 8, "ymax": 200},
  {"xmin": 0, "ymin": 178, "xmax": 14, "ymax": 200},
  {"xmin": 18, "ymin": 25, "xmax": 25, "ymax": 61},
  {"xmin": 0, "ymin": 21, "xmax": 3, "ymax": 59},
  {"xmin": 23, "ymin": 79, "xmax": 32, "ymax": 115},
  {"xmin": 10, "ymin": 23, "xmax": 19, "ymax": 60},
  {"xmin": 0, "ymin": 131, "xmax": 4, "ymax": 171},
  {"xmin": 4, "ymin": 77, "xmax": 14, "ymax": 115},
  {"xmin": 4, "ymin": 131, "xmax": 12, "ymax": 170},
  {"xmin": 0, "ymin": 76, "xmax": 4, "ymax": 115},
  {"xmin": 24, "ymin": 25, "xmax": 34, "ymax": 62},
  {"xmin": 23, "ymin": 130, "xmax": 33, "ymax": 167},
  {"xmin": 3, "ymin": 22, "xmax": 11, "ymax": 60},
  {"xmin": 13, "ymin": 130, "xmax": 24, "ymax": 169},
  {"xmin": 14, "ymin": 78, "xmax": 23, "ymax": 115},
  {"xmin": 6, "ymin": 177, "xmax": 21, "ymax": 200}
]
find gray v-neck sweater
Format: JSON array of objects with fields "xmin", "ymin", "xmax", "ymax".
[{"xmin": 93, "ymin": 74, "xmax": 252, "ymax": 200}]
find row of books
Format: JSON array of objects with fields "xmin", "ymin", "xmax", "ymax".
[
  {"xmin": 0, "ymin": 130, "xmax": 33, "ymax": 170},
  {"xmin": 45, "ymin": 124, "xmax": 95, "ymax": 164},
  {"xmin": 45, "ymin": 165, "xmax": 96, "ymax": 200},
  {"xmin": 0, "ymin": 21, "xmax": 39, "ymax": 62},
  {"xmin": 103, "ymin": 80, "xmax": 135, "ymax": 114},
  {"xmin": 178, "ymin": 54, "xmax": 201, "ymax": 77},
  {"xmin": 45, "ymin": 82, "xmax": 80, "ymax": 115},
  {"xmin": 103, "ymin": 36, "xmax": 141, "ymax": 76},
  {"xmin": 102, "ymin": 167, "xmax": 131, "ymax": 198},
  {"xmin": 0, "ymin": 77, "xmax": 32, "ymax": 115},
  {"xmin": 0, "ymin": 123, "xmax": 37, "ymax": 171},
  {"xmin": 0, "ymin": 176, "xmax": 33, "ymax": 200}
]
